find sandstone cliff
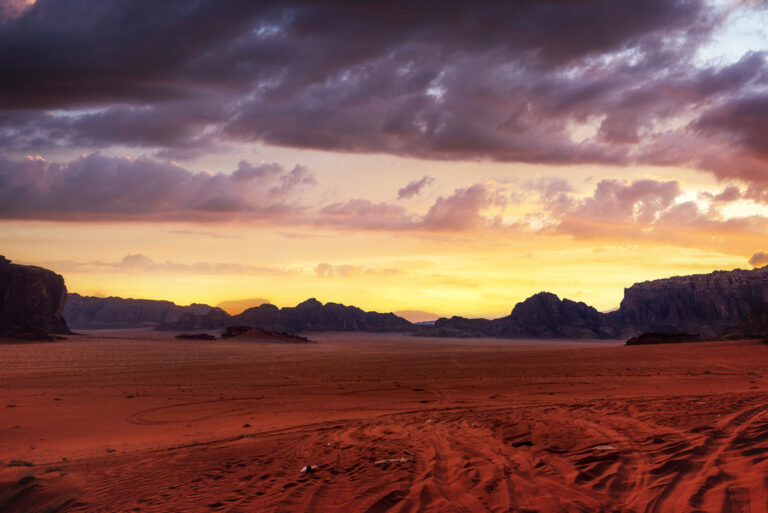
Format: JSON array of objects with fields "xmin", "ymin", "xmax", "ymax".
[
  {"xmin": 0, "ymin": 256, "xmax": 70, "ymax": 338},
  {"xmin": 617, "ymin": 266, "xmax": 768, "ymax": 337}
]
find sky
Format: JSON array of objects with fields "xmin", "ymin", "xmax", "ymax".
[{"xmin": 2, "ymin": 0, "xmax": 768, "ymax": 320}]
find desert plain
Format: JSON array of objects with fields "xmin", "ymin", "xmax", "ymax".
[{"xmin": 1, "ymin": 332, "xmax": 767, "ymax": 513}]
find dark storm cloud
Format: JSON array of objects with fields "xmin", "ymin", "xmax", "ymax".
[
  {"xmin": 2, "ymin": 0, "xmax": 768, "ymax": 188},
  {"xmin": 0, "ymin": 154, "xmax": 315, "ymax": 221},
  {"xmin": 693, "ymin": 92, "xmax": 768, "ymax": 183},
  {"xmin": 0, "ymin": 0, "xmax": 706, "ymax": 107}
]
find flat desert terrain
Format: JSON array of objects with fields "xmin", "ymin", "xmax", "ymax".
[{"xmin": 1, "ymin": 331, "xmax": 767, "ymax": 512}]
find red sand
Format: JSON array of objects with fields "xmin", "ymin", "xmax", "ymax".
[{"xmin": 1, "ymin": 330, "xmax": 768, "ymax": 512}]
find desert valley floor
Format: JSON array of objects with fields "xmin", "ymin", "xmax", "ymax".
[{"xmin": 1, "ymin": 332, "xmax": 768, "ymax": 512}]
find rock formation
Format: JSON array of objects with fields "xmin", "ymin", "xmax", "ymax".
[
  {"xmin": 157, "ymin": 298, "xmax": 414, "ymax": 333},
  {"xmin": 63, "ymin": 293, "xmax": 225, "ymax": 329},
  {"xmin": 625, "ymin": 332, "xmax": 702, "ymax": 346},
  {"xmin": 616, "ymin": 266, "xmax": 768, "ymax": 337},
  {"xmin": 0, "ymin": 256, "xmax": 70, "ymax": 339},
  {"xmin": 228, "ymin": 303, "xmax": 289, "ymax": 332},
  {"xmin": 502, "ymin": 292, "xmax": 619, "ymax": 338},
  {"xmin": 422, "ymin": 292, "xmax": 620, "ymax": 339},
  {"xmin": 220, "ymin": 326, "xmax": 314, "ymax": 343},
  {"xmin": 269, "ymin": 298, "xmax": 414, "ymax": 333},
  {"xmin": 423, "ymin": 267, "xmax": 768, "ymax": 339}
]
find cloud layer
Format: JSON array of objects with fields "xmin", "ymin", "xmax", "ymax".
[
  {"xmin": 1, "ymin": 0, "xmax": 767, "ymax": 191},
  {"xmin": 46, "ymin": 254, "xmax": 300, "ymax": 276},
  {"xmin": 0, "ymin": 154, "xmax": 314, "ymax": 221}
]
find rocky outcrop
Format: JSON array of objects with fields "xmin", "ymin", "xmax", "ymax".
[
  {"xmin": 220, "ymin": 326, "xmax": 314, "ymax": 343},
  {"xmin": 63, "ymin": 293, "xmax": 224, "ymax": 329},
  {"xmin": 157, "ymin": 298, "xmax": 414, "ymax": 333},
  {"xmin": 616, "ymin": 267, "xmax": 768, "ymax": 337},
  {"xmin": 625, "ymin": 332, "xmax": 702, "ymax": 346},
  {"xmin": 232, "ymin": 298, "xmax": 414, "ymax": 333},
  {"xmin": 421, "ymin": 292, "xmax": 620, "ymax": 339},
  {"xmin": 0, "ymin": 256, "xmax": 70, "ymax": 339},
  {"xmin": 501, "ymin": 292, "xmax": 619, "ymax": 338},
  {"xmin": 175, "ymin": 333, "xmax": 217, "ymax": 340}
]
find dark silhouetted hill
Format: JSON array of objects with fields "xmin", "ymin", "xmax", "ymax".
[{"xmin": 157, "ymin": 298, "xmax": 414, "ymax": 333}]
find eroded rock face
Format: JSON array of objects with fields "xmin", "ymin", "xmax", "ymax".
[
  {"xmin": 617, "ymin": 267, "xmax": 768, "ymax": 337},
  {"xmin": 0, "ymin": 256, "xmax": 70, "ymax": 338},
  {"xmin": 63, "ymin": 293, "xmax": 224, "ymax": 329}
]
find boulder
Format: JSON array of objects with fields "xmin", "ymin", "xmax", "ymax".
[{"xmin": 625, "ymin": 332, "xmax": 702, "ymax": 346}]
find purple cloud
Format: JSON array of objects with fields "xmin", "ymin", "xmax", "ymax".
[
  {"xmin": 569, "ymin": 179, "xmax": 682, "ymax": 224},
  {"xmin": 398, "ymin": 175, "xmax": 434, "ymax": 199},
  {"xmin": 544, "ymin": 178, "xmax": 768, "ymax": 246},
  {"xmin": 422, "ymin": 184, "xmax": 502, "ymax": 231},
  {"xmin": 3, "ymin": 0, "xmax": 766, "ymax": 191},
  {"xmin": 0, "ymin": 153, "xmax": 315, "ymax": 221}
]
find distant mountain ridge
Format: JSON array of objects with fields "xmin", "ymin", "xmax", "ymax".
[
  {"xmin": 61, "ymin": 265, "xmax": 768, "ymax": 339},
  {"xmin": 157, "ymin": 298, "xmax": 414, "ymax": 333},
  {"xmin": 63, "ymin": 293, "xmax": 224, "ymax": 330}
]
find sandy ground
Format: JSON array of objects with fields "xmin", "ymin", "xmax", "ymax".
[{"xmin": 1, "ymin": 330, "xmax": 767, "ymax": 512}]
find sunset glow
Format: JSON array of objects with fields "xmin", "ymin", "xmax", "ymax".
[{"xmin": 2, "ymin": 0, "xmax": 768, "ymax": 317}]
